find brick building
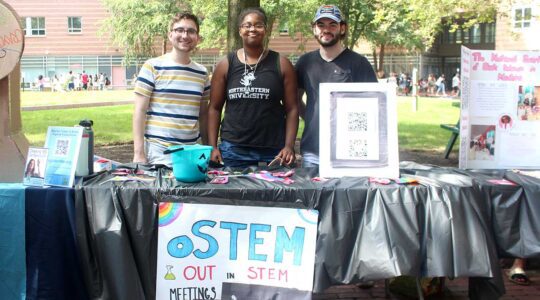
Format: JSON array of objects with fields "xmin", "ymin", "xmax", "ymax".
[
  {"xmin": 4, "ymin": 0, "xmax": 538, "ymax": 88},
  {"xmin": 426, "ymin": 0, "xmax": 539, "ymax": 79},
  {"xmin": 4, "ymin": 0, "xmax": 319, "ymax": 88}
]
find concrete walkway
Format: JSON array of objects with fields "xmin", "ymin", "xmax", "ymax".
[
  {"xmin": 21, "ymin": 99, "xmax": 133, "ymax": 111},
  {"xmin": 315, "ymin": 269, "xmax": 539, "ymax": 299}
]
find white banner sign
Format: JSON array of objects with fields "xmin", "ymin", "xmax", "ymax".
[{"xmin": 156, "ymin": 203, "xmax": 318, "ymax": 300}]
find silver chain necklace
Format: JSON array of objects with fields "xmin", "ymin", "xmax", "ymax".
[{"xmin": 243, "ymin": 48, "xmax": 264, "ymax": 76}]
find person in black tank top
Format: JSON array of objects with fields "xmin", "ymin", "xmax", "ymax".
[{"xmin": 207, "ymin": 7, "xmax": 298, "ymax": 168}]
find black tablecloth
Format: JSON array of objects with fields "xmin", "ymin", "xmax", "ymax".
[
  {"xmin": 73, "ymin": 164, "xmax": 540, "ymax": 300},
  {"xmin": 401, "ymin": 162, "xmax": 540, "ymax": 258}
]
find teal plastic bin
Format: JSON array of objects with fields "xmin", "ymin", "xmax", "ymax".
[{"xmin": 168, "ymin": 144, "xmax": 213, "ymax": 182}]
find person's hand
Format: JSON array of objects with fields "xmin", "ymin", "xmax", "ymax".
[
  {"xmin": 276, "ymin": 145, "xmax": 295, "ymax": 166},
  {"xmin": 210, "ymin": 148, "xmax": 223, "ymax": 165},
  {"xmin": 133, "ymin": 153, "xmax": 148, "ymax": 164}
]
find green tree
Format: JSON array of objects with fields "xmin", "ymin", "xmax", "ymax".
[
  {"xmin": 189, "ymin": 0, "xmax": 228, "ymax": 51},
  {"xmin": 100, "ymin": 0, "xmax": 500, "ymax": 71},
  {"xmin": 100, "ymin": 0, "xmax": 189, "ymax": 65},
  {"xmin": 362, "ymin": 0, "xmax": 499, "ymax": 72},
  {"xmin": 227, "ymin": 0, "xmax": 260, "ymax": 52},
  {"xmin": 190, "ymin": 0, "xmax": 320, "ymax": 52}
]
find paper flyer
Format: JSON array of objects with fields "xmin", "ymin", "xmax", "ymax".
[
  {"xmin": 335, "ymin": 98, "xmax": 380, "ymax": 160},
  {"xmin": 460, "ymin": 46, "xmax": 540, "ymax": 169},
  {"xmin": 43, "ymin": 126, "xmax": 83, "ymax": 187},
  {"xmin": 22, "ymin": 147, "xmax": 48, "ymax": 186}
]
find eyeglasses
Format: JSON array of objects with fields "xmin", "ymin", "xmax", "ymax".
[
  {"xmin": 172, "ymin": 27, "xmax": 198, "ymax": 35},
  {"xmin": 240, "ymin": 23, "xmax": 265, "ymax": 30}
]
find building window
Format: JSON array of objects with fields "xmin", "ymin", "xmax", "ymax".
[
  {"xmin": 470, "ymin": 24, "xmax": 481, "ymax": 43},
  {"xmin": 456, "ymin": 28, "xmax": 462, "ymax": 44},
  {"xmin": 22, "ymin": 17, "xmax": 46, "ymax": 36},
  {"xmin": 514, "ymin": 7, "xmax": 532, "ymax": 28},
  {"xmin": 68, "ymin": 17, "xmax": 82, "ymax": 33},
  {"xmin": 461, "ymin": 28, "xmax": 470, "ymax": 44},
  {"xmin": 442, "ymin": 26, "xmax": 455, "ymax": 44},
  {"xmin": 485, "ymin": 22, "xmax": 495, "ymax": 43}
]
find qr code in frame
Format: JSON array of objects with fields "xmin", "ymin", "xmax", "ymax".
[
  {"xmin": 348, "ymin": 139, "xmax": 368, "ymax": 158},
  {"xmin": 347, "ymin": 112, "xmax": 368, "ymax": 131},
  {"xmin": 55, "ymin": 139, "xmax": 70, "ymax": 156}
]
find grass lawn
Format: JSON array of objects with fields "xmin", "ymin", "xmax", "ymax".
[
  {"xmin": 398, "ymin": 97, "xmax": 459, "ymax": 151},
  {"xmin": 21, "ymin": 90, "xmax": 460, "ymax": 151},
  {"xmin": 23, "ymin": 105, "xmax": 133, "ymax": 146}
]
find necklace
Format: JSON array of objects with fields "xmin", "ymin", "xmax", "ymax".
[
  {"xmin": 243, "ymin": 48, "xmax": 264, "ymax": 76},
  {"xmin": 240, "ymin": 49, "xmax": 265, "ymax": 87}
]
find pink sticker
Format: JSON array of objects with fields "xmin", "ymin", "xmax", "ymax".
[
  {"xmin": 487, "ymin": 179, "xmax": 517, "ymax": 186},
  {"xmin": 210, "ymin": 176, "xmax": 229, "ymax": 184}
]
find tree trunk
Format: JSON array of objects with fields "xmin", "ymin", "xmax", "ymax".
[
  {"xmin": 378, "ymin": 44, "xmax": 385, "ymax": 73},
  {"xmin": 227, "ymin": 0, "xmax": 260, "ymax": 52},
  {"xmin": 162, "ymin": 39, "xmax": 167, "ymax": 55},
  {"xmin": 340, "ymin": 0, "xmax": 351, "ymax": 49},
  {"xmin": 372, "ymin": 47, "xmax": 378, "ymax": 71}
]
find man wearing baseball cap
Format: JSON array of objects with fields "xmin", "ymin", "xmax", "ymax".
[{"xmin": 296, "ymin": 4, "xmax": 377, "ymax": 167}]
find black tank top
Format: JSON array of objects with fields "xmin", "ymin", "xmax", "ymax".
[{"xmin": 221, "ymin": 50, "xmax": 285, "ymax": 148}]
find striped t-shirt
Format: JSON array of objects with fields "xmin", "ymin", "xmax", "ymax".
[{"xmin": 134, "ymin": 55, "xmax": 210, "ymax": 147}]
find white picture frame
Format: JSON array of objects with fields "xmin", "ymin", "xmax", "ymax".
[{"xmin": 319, "ymin": 82, "xmax": 399, "ymax": 178}]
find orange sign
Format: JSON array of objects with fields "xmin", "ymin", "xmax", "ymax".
[{"xmin": 0, "ymin": 0, "xmax": 24, "ymax": 80}]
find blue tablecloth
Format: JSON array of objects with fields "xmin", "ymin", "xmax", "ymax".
[
  {"xmin": 0, "ymin": 184, "xmax": 87, "ymax": 300},
  {"xmin": 0, "ymin": 183, "xmax": 26, "ymax": 300}
]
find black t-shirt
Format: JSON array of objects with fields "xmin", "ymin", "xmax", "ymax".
[
  {"xmin": 221, "ymin": 50, "xmax": 285, "ymax": 148},
  {"xmin": 296, "ymin": 48, "xmax": 377, "ymax": 155}
]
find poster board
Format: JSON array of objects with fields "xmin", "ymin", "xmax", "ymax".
[
  {"xmin": 22, "ymin": 147, "xmax": 48, "ymax": 186},
  {"xmin": 156, "ymin": 203, "xmax": 318, "ymax": 300},
  {"xmin": 43, "ymin": 126, "xmax": 83, "ymax": 187},
  {"xmin": 0, "ymin": 0, "xmax": 25, "ymax": 80},
  {"xmin": 319, "ymin": 82, "xmax": 399, "ymax": 178},
  {"xmin": 460, "ymin": 46, "xmax": 540, "ymax": 169},
  {"xmin": 0, "ymin": 0, "xmax": 28, "ymax": 183}
]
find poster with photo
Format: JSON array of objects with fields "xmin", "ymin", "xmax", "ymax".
[
  {"xmin": 156, "ymin": 203, "xmax": 318, "ymax": 300},
  {"xmin": 319, "ymin": 83, "xmax": 399, "ymax": 178},
  {"xmin": 22, "ymin": 147, "xmax": 48, "ymax": 186},
  {"xmin": 43, "ymin": 126, "xmax": 83, "ymax": 187},
  {"xmin": 460, "ymin": 46, "xmax": 540, "ymax": 169}
]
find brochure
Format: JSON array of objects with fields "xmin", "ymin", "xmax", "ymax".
[
  {"xmin": 43, "ymin": 126, "xmax": 83, "ymax": 187},
  {"xmin": 22, "ymin": 147, "xmax": 48, "ymax": 186}
]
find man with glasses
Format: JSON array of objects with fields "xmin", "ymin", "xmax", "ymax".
[
  {"xmin": 296, "ymin": 5, "xmax": 377, "ymax": 168},
  {"xmin": 132, "ymin": 12, "xmax": 210, "ymax": 166}
]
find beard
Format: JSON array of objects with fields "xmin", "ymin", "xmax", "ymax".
[{"xmin": 315, "ymin": 33, "xmax": 340, "ymax": 47}]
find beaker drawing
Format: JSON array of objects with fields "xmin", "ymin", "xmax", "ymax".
[{"xmin": 164, "ymin": 265, "xmax": 176, "ymax": 280}]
